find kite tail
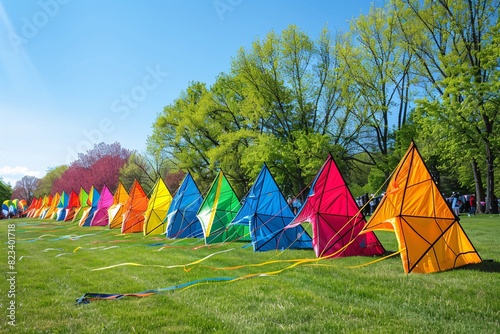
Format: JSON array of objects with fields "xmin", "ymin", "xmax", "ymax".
[
  {"xmin": 76, "ymin": 290, "xmax": 157, "ymax": 304},
  {"xmin": 76, "ymin": 277, "xmax": 236, "ymax": 304}
]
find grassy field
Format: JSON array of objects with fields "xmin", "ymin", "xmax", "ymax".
[{"xmin": 0, "ymin": 215, "xmax": 499, "ymax": 333}]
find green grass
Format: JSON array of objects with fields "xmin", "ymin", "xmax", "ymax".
[{"xmin": 1, "ymin": 215, "xmax": 499, "ymax": 333}]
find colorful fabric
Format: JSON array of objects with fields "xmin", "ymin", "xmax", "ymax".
[{"xmin": 363, "ymin": 142, "xmax": 482, "ymax": 273}]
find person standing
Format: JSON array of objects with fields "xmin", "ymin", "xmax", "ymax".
[
  {"xmin": 369, "ymin": 194, "xmax": 377, "ymax": 215},
  {"xmin": 452, "ymin": 192, "xmax": 462, "ymax": 216},
  {"xmin": 292, "ymin": 198, "xmax": 302, "ymax": 215},
  {"xmin": 468, "ymin": 194, "xmax": 477, "ymax": 217}
]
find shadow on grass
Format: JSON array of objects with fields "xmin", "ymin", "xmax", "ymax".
[
  {"xmin": 458, "ymin": 259, "xmax": 500, "ymax": 273},
  {"xmin": 380, "ymin": 251, "xmax": 500, "ymax": 273}
]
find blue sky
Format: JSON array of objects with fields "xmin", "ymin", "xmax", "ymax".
[{"xmin": 0, "ymin": 0, "xmax": 381, "ymax": 186}]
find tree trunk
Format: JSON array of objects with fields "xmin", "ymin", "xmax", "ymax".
[
  {"xmin": 485, "ymin": 142, "xmax": 497, "ymax": 214},
  {"xmin": 471, "ymin": 159, "xmax": 485, "ymax": 214}
]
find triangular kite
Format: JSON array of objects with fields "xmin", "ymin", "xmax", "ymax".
[
  {"xmin": 64, "ymin": 191, "xmax": 80, "ymax": 222},
  {"xmin": 288, "ymin": 154, "xmax": 385, "ymax": 258},
  {"xmin": 121, "ymin": 180, "xmax": 149, "ymax": 234},
  {"xmin": 232, "ymin": 164, "xmax": 312, "ymax": 251},
  {"xmin": 37, "ymin": 194, "xmax": 52, "ymax": 218},
  {"xmin": 44, "ymin": 192, "xmax": 60, "ymax": 220},
  {"xmin": 90, "ymin": 185, "xmax": 114, "ymax": 226},
  {"xmin": 363, "ymin": 141, "xmax": 482, "ymax": 273},
  {"xmin": 55, "ymin": 191, "xmax": 69, "ymax": 221},
  {"xmin": 144, "ymin": 178, "xmax": 173, "ymax": 235},
  {"xmin": 108, "ymin": 181, "xmax": 129, "ymax": 229},
  {"xmin": 79, "ymin": 186, "xmax": 100, "ymax": 227},
  {"xmin": 197, "ymin": 171, "xmax": 250, "ymax": 244},
  {"xmin": 73, "ymin": 188, "xmax": 89, "ymax": 223},
  {"xmin": 166, "ymin": 172, "xmax": 204, "ymax": 238}
]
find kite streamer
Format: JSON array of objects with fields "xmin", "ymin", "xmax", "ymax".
[
  {"xmin": 91, "ymin": 248, "xmax": 235, "ymax": 271},
  {"xmin": 76, "ymin": 277, "xmax": 237, "ymax": 304}
]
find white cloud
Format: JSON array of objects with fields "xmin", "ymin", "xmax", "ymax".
[
  {"xmin": 2, "ymin": 177, "xmax": 18, "ymax": 186},
  {"xmin": 0, "ymin": 166, "xmax": 42, "ymax": 185},
  {"xmin": 0, "ymin": 166, "xmax": 40, "ymax": 176}
]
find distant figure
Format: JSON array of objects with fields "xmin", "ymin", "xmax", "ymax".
[
  {"xmin": 356, "ymin": 196, "xmax": 362, "ymax": 209},
  {"xmin": 292, "ymin": 198, "xmax": 302, "ymax": 215},
  {"xmin": 362, "ymin": 193, "xmax": 370, "ymax": 216},
  {"xmin": 369, "ymin": 194, "xmax": 377, "ymax": 215},
  {"xmin": 452, "ymin": 192, "xmax": 462, "ymax": 216},
  {"xmin": 461, "ymin": 194, "xmax": 470, "ymax": 213},
  {"xmin": 493, "ymin": 196, "xmax": 499, "ymax": 214},
  {"xmin": 468, "ymin": 195, "xmax": 476, "ymax": 217}
]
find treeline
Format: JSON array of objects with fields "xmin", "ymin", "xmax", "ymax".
[{"xmin": 147, "ymin": 0, "xmax": 499, "ymax": 212}]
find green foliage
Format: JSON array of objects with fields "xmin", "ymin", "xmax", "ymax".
[
  {"xmin": 0, "ymin": 177, "xmax": 13, "ymax": 203},
  {"xmin": 241, "ymin": 131, "xmax": 339, "ymax": 197},
  {"xmin": 393, "ymin": 0, "xmax": 500, "ymax": 211},
  {"xmin": 2, "ymin": 216, "xmax": 499, "ymax": 333},
  {"xmin": 34, "ymin": 165, "xmax": 68, "ymax": 197},
  {"xmin": 119, "ymin": 153, "xmax": 156, "ymax": 194},
  {"xmin": 149, "ymin": 25, "xmax": 373, "ymax": 197},
  {"xmin": 364, "ymin": 168, "xmax": 387, "ymax": 195},
  {"xmin": 337, "ymin": 3, "xmax": 415, "ymax": 176},
  {"xmin": 345, "ymin": 155, "xmax": 372, "ymax": 198},
  {"xmin": 148, "ymin": 81, "xmax": 231, "ymax": 192},
  {"xmin": 145, "ymin": 2, "xmax": 498, "ymax": 205}
]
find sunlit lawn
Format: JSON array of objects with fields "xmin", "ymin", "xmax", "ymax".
[{"xmin": 0, "ymin": 215, "xmax": 499, "ymax": 333}]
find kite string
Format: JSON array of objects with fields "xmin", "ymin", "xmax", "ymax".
[
  {"xmin": 209, "ymin": 191, "xmax": 396, "ymax": 274},
  {"xmin": 207, "ymin": 167, "xmax": 379, "ymax": 266},
  {"xmin": 78, "ymin": 247, "xmax": 406, "ymax": 304},
  {"xmin": 273, "ymin": 164, "xmax": 396, "ymax": 260},
  {"xmin": 316, "ymin": 166, "xmax": 397, "ymax": 258},
  {"xmin": 91, "ymin": 248, "xmax": 235, "ymax": 271},
  {"xmin": 346, "ymin": 248, "xmax": 404, "ymax": 269},
  {"xmin": 203, "ymin": 166, "xmax": 319, "ymax": 250}
]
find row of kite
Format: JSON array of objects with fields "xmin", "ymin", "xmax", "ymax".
[
  {"xmin": 2, "ymin": 199, "xmax": 27, "ymax": 217},
  {"xmin": 21, "ymin": 142, "xmax": 482, "ymax": 274}
]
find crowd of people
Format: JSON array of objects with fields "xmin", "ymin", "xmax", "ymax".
[
  {"xmin": 354, "ymin": 193, "xmax": 383, "ymax": 216},
  {"xmin": 446, "ymin": 192, "xmax": 470, "ymax": 216},
  {"xmin": 356, "ymin": 190, "xmax": 496, "ymax": 218},
  {"xmin": 0, "ymin": 210, "xmax": 25, "ymax": 219},
  {"xmin": 447, "ymin": 192, "xmax": 482, "ymax": 217},
  {"xmin": 355, "ymin": 189, "xmax": 498, "ymax": 217}
]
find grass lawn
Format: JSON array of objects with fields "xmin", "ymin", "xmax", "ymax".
[{"xmin": 0, "ymin": 214, "xmax": 499, "ymax": 333}]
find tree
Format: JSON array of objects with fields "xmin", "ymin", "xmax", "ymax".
[
  {"xmin": 0, "ymin": 178, "xmax": 13, "ymax": 204},
  {"xmin": 52, "ymin": 142, "xmax": 131, "ymax": 195},
  {"xmin": 164, "ymin": 170, "xmax": 185, "ymax": 193},
  {"xmin": 150, "ymin": 25, "xmax": 359, "ymax": 198},
  {"xmin": 337, "ymin": 4, "xmax": 416, "ymax": 189},
  {"xmin": 34, "ymin": 165, "xmax": 68, "ymax": 197},
  {"xmin": 119, "ymin": 152, "xmax": 156, "ymax": 194},
  {"xmin": 51, "ymin": 164, "xmax": 88, "ymax": 194},
  {"xmin": 11, "ymin": 176, "xmax": 39, "ymax": 203},
  {"xmin": 148, "ymin": 82, "xmax": 225, "ymax": 192},
  {"xmin": 148, "ymin": 15, "xmax": 498, "ymax": 205},
  {"xmin": 232, "ymin": 25, "xmax": 356, "ymax": 198},
  {"xmin": 394, "ymin": 0, "xmax": 500, "ymax": 212},
  {"xmin": 75, "ymin": 142, "xmax": 131, "ymax": 168}
]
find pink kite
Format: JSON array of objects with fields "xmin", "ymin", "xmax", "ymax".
[
  {"xmin": 90, "ymin": 185, "xmax": 114, "ymax": 226},
  {"xmin": 288, "ymin": 154, "xmax": 385, "ymax": 258}
]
